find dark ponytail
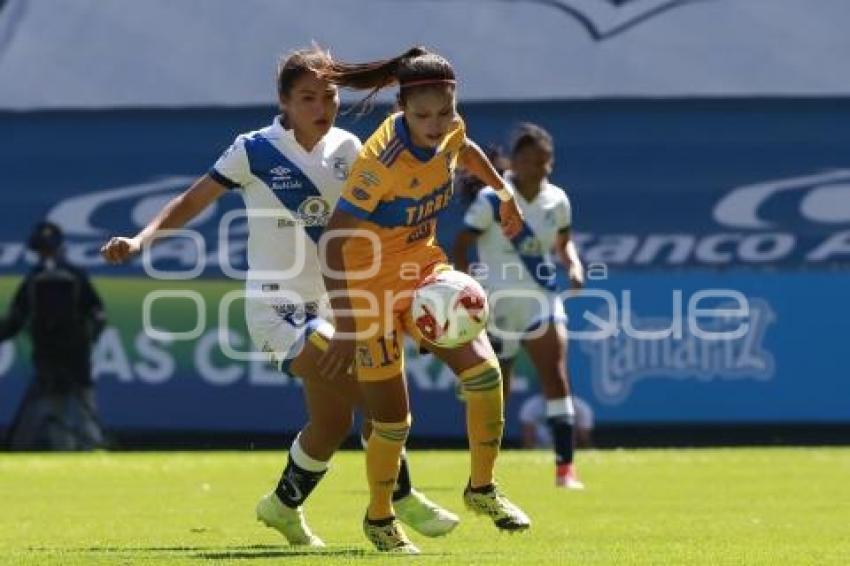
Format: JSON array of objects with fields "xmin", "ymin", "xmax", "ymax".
[{"xmin": 318, "ymin": 46, "xmax": 456, "ymax": 111}]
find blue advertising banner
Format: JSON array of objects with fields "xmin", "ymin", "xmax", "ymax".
[{"xmin": 1, "ymin": 99, "xmax": 848, "ymax": 434}]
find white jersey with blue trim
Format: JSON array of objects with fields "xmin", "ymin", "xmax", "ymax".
[
  {"xmin": 210, "ymin": 118, "xmax": 361, "ymax": 301},
  {"xmin": 464, "ymin": 174, "xmax": 572, "ymax": 292}
]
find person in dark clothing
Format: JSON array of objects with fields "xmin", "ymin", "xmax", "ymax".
[{"xmin": 1, "ymin": 221, "xmax": 107, "ymax": 450}]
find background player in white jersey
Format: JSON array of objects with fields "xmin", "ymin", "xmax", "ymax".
[
  {"xmin": 100, "ymin": 47, "xmax": 457, "ymax": 546},
  {"xmin": 454, "ymin": 123, "xmax": 586, "ymax": 489}
]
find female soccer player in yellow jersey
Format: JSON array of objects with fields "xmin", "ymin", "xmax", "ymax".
[
  {"xmin": 100, "ymin": 46, "xmax": 458, "ymax": 548},
  {"xmin": 315, "ymin": 47, "xmax": 532, "ymax": 553}
]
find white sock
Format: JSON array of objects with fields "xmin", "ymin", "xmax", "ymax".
[
  {"xmin": 290, "ymin": 432, "xmax": 329, "ymax": 473},
  {"xmin": 546, "ymin": 396, "xmax": 575, "ymax": 420}
]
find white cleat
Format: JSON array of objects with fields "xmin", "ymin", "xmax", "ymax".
[
  {"xmin": 395, "ymin": 489, "xmax": 460, "ymax": 537},
  {"xmin": 255, "ymin": 492, "xmax": 325, "ymax": 547}
]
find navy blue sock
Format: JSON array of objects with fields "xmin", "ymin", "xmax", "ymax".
[
  {"xmin": 392, "ymin": 453, "xmax": 413, "ymax": 501},
  {"xmin": 546, "ymin": 415, "xmax": 575, "ymax": 466},
  {"xmin": 275, "ymin": 455, "xmax": 327, "ymax": 508}
]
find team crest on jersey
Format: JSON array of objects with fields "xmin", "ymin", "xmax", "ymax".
[
  {"xmin": 333, "ymin": 157, "xmax": 349, "ymax": 180},
  {"xmin": 359, "ymin": 170, "xmax": 380, "ymax": 188},
  {"xmin": 351, "ymin": 187, "xmax": 370, "ymax": 201},
  {"xmin": 519, "ymin": 235, "xmax": 544, "ymax": 256}
]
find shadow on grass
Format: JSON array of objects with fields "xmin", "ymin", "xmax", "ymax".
[
  {"xmin": 29, "ymin": 544, "xmax": 373, "ymax": 559},
  {"xmin": 196, "ymin": 547, "xmax": 369, "ymax": 560},
  {"xmin": 29, "ymin": 543, "xmax": 455, "ymax": 560}
]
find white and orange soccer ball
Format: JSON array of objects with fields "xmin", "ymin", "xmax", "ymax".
[{"xmin": 411, "ymin": 270, "xmax": 489, "ymax": 348}]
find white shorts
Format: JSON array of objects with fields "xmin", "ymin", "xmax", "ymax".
[
  {"xmin": 486, "ymin": 287, "xmax": 566, "ymax": 361},
  {"xmin": 245, "ymin": 284, "xmax": 334, "ymax": 375}
]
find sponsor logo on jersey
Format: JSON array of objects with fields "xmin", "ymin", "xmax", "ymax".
[
  {"xmin": 403, "ymin": 181, "xmax": 454, "ymax": 225},
  {"xmin": 358, "ymin": 170, "xmax": 380, "ymax": 188},
  {"xmin": 296, "ymin": 196, "xmax": 331, "ymax": 227},
  {"xmin": 269, "ymin": 165, "xmax": 303, "ymax": 190}
]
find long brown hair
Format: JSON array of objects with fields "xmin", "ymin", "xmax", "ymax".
[
  {"xmin": 276, "ymin": 45, "xmax": 334, "ymax": 98},
  {"xmin": 314, "ymin": 46, "xmax": 456, "ymax": 111}
]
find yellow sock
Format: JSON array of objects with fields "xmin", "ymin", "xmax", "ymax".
[
  {"xmin": 366, "ymin": 417, "xmax": 411, "ymax": 520},
  {"xmin": 459, "ymin": 359, "xmax": 504, "ymax": 488}
]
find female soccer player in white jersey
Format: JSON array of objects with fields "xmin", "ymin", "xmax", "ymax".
[
  {"xmin": 454, "ymin": 123, "xmax": 586, "ymax": 489},
  {"xmin": 100, "ymin": 47, "xmax": 457, "ymax": 547}
]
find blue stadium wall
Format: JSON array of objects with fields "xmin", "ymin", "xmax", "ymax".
[{"xmin": 1, "ymin": 99, "xmax": 849, "ymax": 440}]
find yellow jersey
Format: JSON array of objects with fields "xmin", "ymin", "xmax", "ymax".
[{"xmin": 337, "ymin": 112, "xmax": 466, "ymax": 291}]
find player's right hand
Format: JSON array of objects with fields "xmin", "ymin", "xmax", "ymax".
[
  {"xmin": 499, "ymin": 199, "xmax": 524, "ymax": 239},
  {"xmin": 100, "ymin": 236, "xmax": 141, "ymax": 264}
]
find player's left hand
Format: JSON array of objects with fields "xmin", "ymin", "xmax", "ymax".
[{"xmin": 499, "ymin": 200, "xmax": 524, "ymax": 239}]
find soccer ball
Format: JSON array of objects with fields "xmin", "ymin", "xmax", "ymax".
[{"xmin": 411, "ymin": 270, "xmax": 489, "ymax": 348}]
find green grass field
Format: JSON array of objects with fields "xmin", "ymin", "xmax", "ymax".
[{"xmin": 0, "ymin": 448, "xmax": 848, "ymax": 565}]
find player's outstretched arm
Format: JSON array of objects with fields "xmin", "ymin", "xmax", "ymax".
[
  {"xmin": 459, "ymin": 139, "xmax": 523, "ymax": 238},
  {"xmin": 100, "ymin": 175, "xmax": 226, "ymax": 264}
]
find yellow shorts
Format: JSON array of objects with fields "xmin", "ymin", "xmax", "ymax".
[{"xmin": 351, "ymin": 261, "xmax": 452, "ymax": 381}]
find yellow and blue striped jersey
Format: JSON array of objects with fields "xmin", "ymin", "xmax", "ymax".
[{"xmin": 337, "ymin": 112, "xmax": 466, "ymax": 284}]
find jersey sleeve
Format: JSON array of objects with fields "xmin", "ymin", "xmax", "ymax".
[
  {"xmin": 209, "ymin": 135, "xmax": 251, "ymax": 189},
  {"xmin": 336, "ymin": 156, "xmax": 391, "ymax": 220},
  {"xmin": 463, "ymin": 188, "xmax": 497, "ymax": 233},
  {"xmin": 554, "ymin": 190, "xmax": 573, "ymax": 231}
]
